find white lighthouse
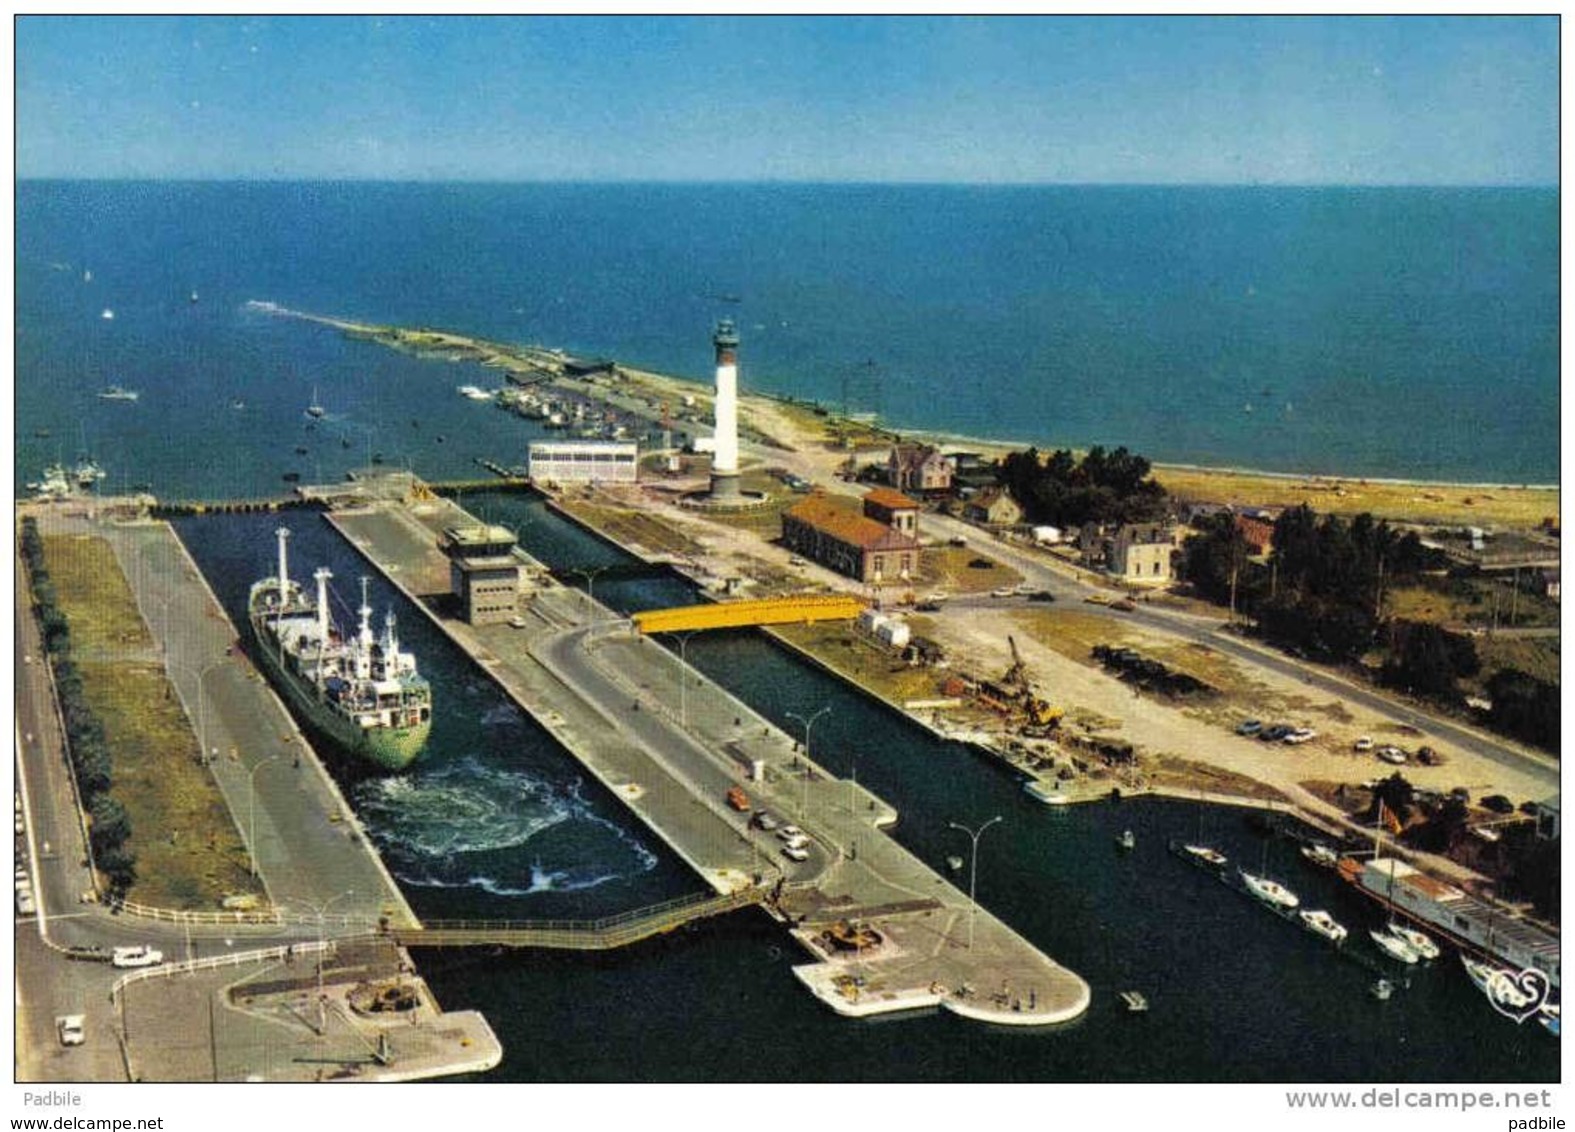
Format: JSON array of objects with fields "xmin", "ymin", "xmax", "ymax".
[{"xmin": 708, "ymin": 318, "xmax": 742, "ymax": 501}]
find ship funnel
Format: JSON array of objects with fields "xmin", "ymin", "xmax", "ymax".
[
  {"xmin": 276, "ymin": 527, "xmax": 292, "ymax": 593},
  {"xmin": 314, "ymin": 567, "xmax": 333, "ymax": 643}
]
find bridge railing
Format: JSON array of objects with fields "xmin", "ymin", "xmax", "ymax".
[
  {"xmin": 406, "ymin": 885, "xmax": 765, "ymax": 936},
  {"xmin": 110, "ymin": 899, "xmax": 284, "ymax": 926},
  {"xmin": 110, "ymin": 939, "xmax": 336, "ymax": 1000}
]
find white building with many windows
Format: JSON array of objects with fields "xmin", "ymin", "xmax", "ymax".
[{"xmin": 527, "ymin": 440, "xmax": 639, "ymax": 484}]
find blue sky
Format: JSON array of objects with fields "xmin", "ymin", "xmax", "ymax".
[{"xmin": 15, "ymin": 15, "xmax": 1558, "ymax": 184}]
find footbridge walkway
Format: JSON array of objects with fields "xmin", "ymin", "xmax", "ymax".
[
  {"xmin": 387, "ymin": 885, "xmax": 770, "ymax": 951},
  {"xmin": 631, "ymin": 593, "xmax": 866, "ymax": 634}
]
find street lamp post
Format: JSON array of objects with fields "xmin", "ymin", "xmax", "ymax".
[
  {"xmin": 947, "ymin": 815, "xmax": 1003, "ymax": 951},
  {"xmin": 296, "ymin": 889, "xmax": 358, "ymax": 1036},
  {"xmin": 574, "ymin": 565, "xmax": 609, "ymax": 623},
  {"xmin": 167, "ymin": 658, "xmax": 225, "ymax": 765},
  {"xmin": 247, "ymin": 754, "xmax": 286, "ymax": 878},
  {"xmin": 785, "ymin": 706, "xmax": 831, "ymax": 821},
  {"xmin": 665, "ymin": 630, "xmax": 698, "ymax": 728}
]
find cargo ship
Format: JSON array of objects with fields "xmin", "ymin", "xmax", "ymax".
[
  {"xmin": 1339, "ymin": 855, "xmax": 1560, "ymax": 987},
  {"xmin": 248, "ymin": 527, "xmax": 431, "ymax": 772}
]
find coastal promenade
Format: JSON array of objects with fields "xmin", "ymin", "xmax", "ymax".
[
  {"xmin": 327, "ymin": 490, "xmax": 1091, "ymax": 1025},
  {"xmin": 14, "ymin": 504, "xmax": 501, "ymax": 1082}
]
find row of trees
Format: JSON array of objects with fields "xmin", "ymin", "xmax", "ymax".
[
  {"xmin": 996, "ymin": 445, "xmax": 1168, "ymax": 527},
  {"xmin": 20, "ymin": 518, "xmax": 136, "ymax": 896},
  {"xmin": 1180, "ymin": 506, "xmax": 1558, "ymax": 752},
  {"xmin": 1184, "ymin": 506, "xmax": 1441, "ymax": 661}
]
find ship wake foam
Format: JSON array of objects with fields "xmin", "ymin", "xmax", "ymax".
[{"xmin": 352, "ymin": 757, "xmax": 657, "ymax": 897}]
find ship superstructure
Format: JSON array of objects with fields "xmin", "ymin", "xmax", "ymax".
[{"xmin": 247, "ymin": 527, "xmax": 431, "ymax": 771}]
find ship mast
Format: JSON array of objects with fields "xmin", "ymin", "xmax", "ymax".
[
  {"xmin": 274, "ymin": 527, "xmax": 292, "ymax": 661},
  {"xmin": 358, "ymin": 578, "xmax": 374, "ymax": 649},
  {"xmin": 314, "ymin": 567, "xmax": 333, "ymax": 650},
  {"xmin": 312, "ymin": 567, "xmax": 334, "ymax": 696}
]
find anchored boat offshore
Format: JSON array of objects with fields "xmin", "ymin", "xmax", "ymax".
[{"xmin": 248, "ymin": 525, "xmax": 432, "ymax": 771}]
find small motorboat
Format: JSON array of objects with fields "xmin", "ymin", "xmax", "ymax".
[
  {"xmin": 1371, "ymin": 978, "xmax": 1394, "ymax": 1001},
  {"xmin": 1370, "ymin": 929, "xmax": 1420, "ymax": 964},
  {"xmin": 1299, "ymin": 909, "xmax": 1349, "ymax": 944},
  {"xmin": 1300, "ymin": 843, "xmax": 1339, "ymax": 868},
  {"xmin": 1389, "ymin": 924, "xmax": 1440, "ymax": 960},
  {"xmin": 1119, "ymin": 990, "xmax": 1149, "ymax": 1013},
  {"xmin": 946, "ymin": 856, "xmax": 964, "ymax": 873},
  {"xmin": 1116, "ymin": 830, "xmax": 1136, "ymax": 851}
]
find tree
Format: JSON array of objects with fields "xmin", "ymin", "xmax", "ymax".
[
  {"xmin": 1366, "ymin": 773, "xmax": 1416, "ymax": 827},
  {"xmin": 1381, "ymin": 621, "xmax": 1479, "ymax": 702},
  {"xmin": 95, "ymin": 845, "xmax": 137, "ymax": 897},
  {"xmin": 88, "ymin": 795, "xmax": 131, "ymax": 853},
  {"xmin": 1487, "ymin": 668, "xmax": 1560, "ymax": 753}
]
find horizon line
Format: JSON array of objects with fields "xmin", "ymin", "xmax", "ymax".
[{"xmin": 14, "ymin": 175, "xmax": 1559, "ymax": 190}]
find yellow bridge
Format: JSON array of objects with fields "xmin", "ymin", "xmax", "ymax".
[{"xmin": 632, "ymin": 593, "xmax": 867, "ymax": 635}]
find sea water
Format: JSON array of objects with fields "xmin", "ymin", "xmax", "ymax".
[{"xmin": 16, "ymin": 181, "xmax": 1558, "ymax": 495}]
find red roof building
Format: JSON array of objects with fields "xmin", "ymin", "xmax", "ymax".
[
  {"xmin": 782, "ymin": 489, "xmax": 922, "ymax": 583},
  {"xmin": 1234, "ymin": 514, "xmax": 1276, "ymax": 557}
]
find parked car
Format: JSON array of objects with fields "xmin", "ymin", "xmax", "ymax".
[
  {"xmin": 1480, "ymin": 795, "xmax": 1515, "ymax": 815},
  {"xmin": 915, "ymin": 602, "xmax": 943, "ymax": 612},
  {"xmin": 110, "ymin": 946, "xmax": 165, "ymax": 969},
  {"xmin": 991, "ymin": 588, "xmax": 1016, "ymax": 598},
  {"xmin": 1415, "ymin": 745, "xmax": 1440, "ymax": 766},
  {"xmin": 1258, "ymin": 725, "xmax": 1293, "ymax": 742},
  {"xmin": 1235, "ymin": 719, "xmax": 1263, "ymax": 736},
  {"xmin": 1026, "ymin": 590, "xmax": 1057, "ymax": 603},
  {"xmin": 56, "ymin": 1015, "xmax": 85, "ymax": 1047},
  {"xmin": 1353, "ymin": 736, "xmax": 1374, "ymax": 752},
  {"xmin": 1283, "ymin": 728, "xmax": 1317, "ymax": 745},
  {"xmin": 1109, "ymin": 599, "xmax": 1138, "ymax": 612},
  {"xmin": 1376, "ymin": 746, "xmax": 1407, "ymax": 765},
  {"xmin": 751, "ymin": 811, "xmax": 780, "ymax": 832},
  {"xmin": 781, "ymin": 845, "xmax": 810, "ymax": 862}
]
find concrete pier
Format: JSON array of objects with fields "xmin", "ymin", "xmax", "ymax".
[
  {"xmin": 326, "ymin": 489, "xmax": 1091, "ymax": 1025},
  {"xmin": 15, "ymin": 505, "xmax": 501, "ymax": 1082}
]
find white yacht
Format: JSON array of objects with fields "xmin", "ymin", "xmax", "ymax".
[
  {"xmin": 1182, "ymin": 844, "xmax": 1228, "ymax": 868},
  {"xmin": 1370, "ymin": 929, "xmax": 1420, "ymax": 964},
  {"xmin": 1300, "ymin": 843, "xmax": 1339, "ymax": 868},
  {"xmin": 1390, "ymin": 924, "xmax": 1440, "ymax": 960},
  {"xmin": 1299, "ymin": 909, "xmax": 1349, "ymax": 944},
  {"xmin": 1240, "ymin": 870, "xmax": 1299, "ymax": 909}
]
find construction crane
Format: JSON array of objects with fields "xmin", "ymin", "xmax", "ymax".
[{"xmin": 1002, "ymin": 635, "xmax": 1062, "ymax": 732}]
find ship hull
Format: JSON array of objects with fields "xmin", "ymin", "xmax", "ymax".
[{"xmin": 248, "ymin": 613, "xmax": 428, "ymax": 773}]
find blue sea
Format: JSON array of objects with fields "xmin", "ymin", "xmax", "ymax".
[{"xmin": 14, "ymin": 181, "xmax": 1559, "ymax": 496}]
